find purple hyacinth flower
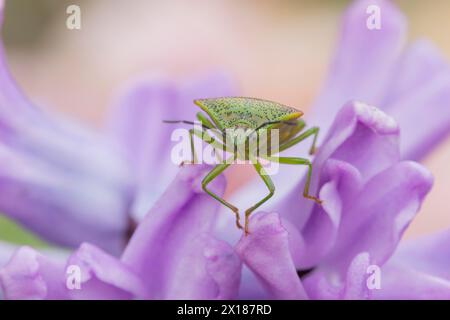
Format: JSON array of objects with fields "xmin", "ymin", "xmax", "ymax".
[
  {"xmin": 223, "ymin": 0, "xmax": 450, "ymax": 299},
  {"xmin": 1, "ymin": 0, "xmax": 450, "ymax": 300},
  {"xmin": 0, "ymin": 165, "xmax": 242, "ymax": 299}
]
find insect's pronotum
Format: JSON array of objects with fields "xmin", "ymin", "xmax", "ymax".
[{"xmin": 165, "ymin": 97, "xmax": 322, "ymax": 235}]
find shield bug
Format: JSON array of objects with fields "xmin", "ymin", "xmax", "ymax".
[{"xmin": 164, "ymin": 97, "xmax": 322, "ymax": 234}]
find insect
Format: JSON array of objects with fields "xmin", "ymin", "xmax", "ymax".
[{"xmin": 164, "ymin": 97, "xmax": 322, "ymax": 235}]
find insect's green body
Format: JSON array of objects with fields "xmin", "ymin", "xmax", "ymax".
[
  {"xmin": 165, "ymin": 97, "xmax": 322, "ymax": 234},
  {"xmin": 194, "ymin": 97, "xmax": 302, "ymax": 131}
]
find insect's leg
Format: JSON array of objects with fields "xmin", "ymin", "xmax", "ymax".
[
  {"xmin": 202, "ymin": 161, "xmax": 243, "ymax": 230},
  {"xmin": 196, "ymin": 112, "xmax": 215, "ymax": 129},
  {"xmin": 267, "ymin": 156, "xmax": 322, "ymax": 204},
  {"xmin": 186, "ymin": 127, "xmax": 225, "ymax": 164},
  {"xmin": 279, "ymin": 126, "xmax": 320, "ymax": 155},
  {"xmin": 188, "ymin": 128, "xmax": 198, "ymax": 164},
  {"xmin": 244, "ymin": 161, "xmax": 275, "ymax": 235}
]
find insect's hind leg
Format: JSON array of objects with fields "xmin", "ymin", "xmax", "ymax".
[
  {"xmin": 279, "ymin": 126, "xmax": 320, "ymax": 155},
  {"xmin": 244, "ymin": 161, "xmax": 275, "ymax": 235},
  {"xmin": 202, "ymin": 161, "xmax": 243, "ymax": 230},
  {"xmin": 268, "ymin": 156, "xmax": 322, "ymax": 204}
]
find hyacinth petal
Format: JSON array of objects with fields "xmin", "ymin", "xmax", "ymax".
[
  {"xmin": 298, "ymin": 160, "xmax": 363, "ymax": 268},
  {"xmin": 0, "ymin": 244, "xmax": 145, "ymax": 300},
  {"xmin": 0, "ymin": 2, "xmax": 132, "ymax": 253},
  {"xmin": 66, "ymin": 243, "xmax": 145, "ymax": 299},
  {"xmin": 392, "ymin": 229, "xmax": 450, "ymax": 280},
  {"xmin": 382, "ymin": 40, "xmax": 450, "ymax": 160},
  {"xmin": 0, "ymin": 246, "xmax": 67, "ymax": 299},
  {"xmin": 325, "ymin": 161, "xmax": 433, "ymax": 274},
  {"xmin": 303, "ymin": 252, "xmax": 371, "ymax": 300},
  {"xmin": 372, "ymin": 263, "xmax": 450, "ymax": 300},
  {"xmin": 310, "ymin": 0, "xmax": 406, "ymax": 134},
  {"xmin": 121, "ymin": 164, "xmax": 241, "ymax": 299},
  {"xmin": 109, "ymin": 73, "xmax": 235, "ymax": 221},
  {"xmin": 163, "ymin": 233, "xmax": 241, "ymax": 299},
  {"xmin": 373, "ymin": 230, "xmax": 450, "ymax": 299},
  {"xmin": 236, "ymin": 212, "xmax": 308, "ymax": 300},
  {"xmin": 272, "ymin": 102, "xmax": 400, "ymax": 232}
]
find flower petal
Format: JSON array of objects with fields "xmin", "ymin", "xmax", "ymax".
[
  {"xmin": 235, "ymin": 212, "xmax": 308, "ymax": 300},
  {"xmin": 372, "ymin": 262, "xmax": 450, "ymax": 299},
  {"xmin": 109, "ymin": 73, "xmax": 235, "ymax": 221},
  {"xmin": 303, "ymin": 252, "xmax": 371, "ymax": 300},
  {"xmin": 272, "ymin": 102, "xmax": 399, "ymax": 232},
  {"xmin": 121, "ymin": 164, "xmax": 241, "ymax": 299},
  {"xmin": 0, "ymin": 142, "xmax": 131, "ymax": 254},
  {"xmin": 0, "ymin": 3, "xmax": 132, "ymax": 253},
  {"xmin": 0, "ymin": 246, "xmax": 67, "ymax": 299},
  {"xmin": 310, "ymin": 0, "xmax": 406, "ymax": 134},
  {"xmin": 392, "ymin": 229, "xmax": 450, "ymax": 280},
  {"xmin": 298, "ymin": 159, "xmax": 363, "ymax": 268},
  {"xmin": 382, "ymin": 40, "xmax": 450, "ymax": 160},
  {"xmin": 325, "ymin": 161, "xmax": 433, "ymax": 274},
  {"xmin": 66, "ymin": 243, "xmax": 145, "ymax": 299}
]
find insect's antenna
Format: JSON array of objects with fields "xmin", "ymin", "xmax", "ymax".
[
  {"xmin": 163, "ymin": 120, "xmax": 211, "ymax": 130},
  {"xmin": 163, "ymin": 120, "xmax": 197, "ymax": 125}
]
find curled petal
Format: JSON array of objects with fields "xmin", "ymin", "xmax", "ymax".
[
  {"xmin": 121, "ymin": 164, "xmax": 241, "ymax": 299},
  {"xmin": 310, "ymin": 0, "xmax": 406, "ymax": 134},
  {"xmin": 236, "ymin": 212, "xmax": 308, "ymax": 300},
  {"xmin": 272, "ymin": 102, "xmax": 399, "ymax": 231},
  {"xmin": 299, "ymin": 160, "xmax": 362, "ymax": 268},
  {"xmin": 326, "ymin": 161, "xmax": 433, "ymax": 274}
]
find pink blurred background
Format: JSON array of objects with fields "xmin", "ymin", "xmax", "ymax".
[{"xmin": 2, "ymin": 0, "xmax": 450, "ymax": 240}]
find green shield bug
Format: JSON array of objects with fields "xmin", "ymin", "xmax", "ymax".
[{"xmin": 164, "ymin": 97, "xmax": 322, "ymax": 235}]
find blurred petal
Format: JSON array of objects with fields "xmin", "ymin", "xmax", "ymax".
[
  {"xmin": 236, "ymin": 212, "xmax": 308, "ymax": 300},
  {"xmin": 372, "ymin": 263, "xmax": 450, "ymax": 299},
  {"xmin": 109, "ymin": 73, "xmax": 235, "ymax": 221},
  {"xmin": 310, "ymin": 0, "xmax": 406, "ymax": 134},
  {"xmin": 122, "ymin": 164, "xmax": 241, "ymax": 299},
  {"xmin": 0, "ymin": 2, "xmax": 132, "ymax": 253},
  {"xmin": 383, "ymin": 40, "xmax": 450, "ymax": 160},
  {"xmin": 374, "ymin": 229, "xmax": 450, "ymax": 299},
  {"xmin": 0, "ymin": 246, "xmax": 67, "ymax": 299},
  {"xmin": 376, "ymin": 230, "xmax": 450, "ymax": 299},
  {"xmin": 0, "ymin": 241, "xmax": 15, "ymax": 268}
]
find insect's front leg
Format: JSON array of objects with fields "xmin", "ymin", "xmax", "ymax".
[
  {"xmin": 202, "ymin": 160, "xmax": 243, "ymax": 230},
  {"xmin": 186, "ymin": 128, "xmax": 225, "ymax": 165},
  {"xmin": 244, "ymin": 160, "xmax": 275, "ymax": 235}
]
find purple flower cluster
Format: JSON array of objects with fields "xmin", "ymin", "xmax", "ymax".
[{"xmin": 0, "ymin": 0, "xmax": 449, "ymax": 299}]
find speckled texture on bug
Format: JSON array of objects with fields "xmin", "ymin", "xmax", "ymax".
[{"xmin": 194, "ymin": 97, "xmax": 301, "ymax": 130}]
